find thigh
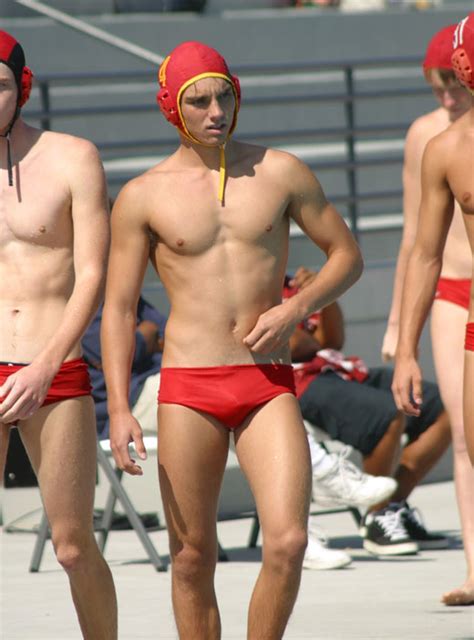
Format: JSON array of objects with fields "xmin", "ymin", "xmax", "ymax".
[
  {"xmin": 463, "ymin": 350, "xmax": 474, "ymax": 460},
  {"xmin": 431, "ymin": 300, "xmax": 467, "ymax": 444},
  {"xmin": 234, "ymin": 394, "xmax": 311, "ymax": 536},
  {"xmin": 17, "ymin": 396, "xmax": 97, "ymax": 533},
  {"xmin": 157, "ymin": 404, "xmax": 230, "ymax": 552},
  {"xmin": 0, "ymin": 423, "xmax": 11, "ymax": 485}
]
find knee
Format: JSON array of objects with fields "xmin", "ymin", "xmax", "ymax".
[
  {"xmin": 172, "ymin": 542, "xmax": 216, "ymax": 585},
  {"xmin": 52, "ymin": 531, "xmax": 95, "ymax": 573},
  {"xmin": 264, "ymin": 526, "xmax": 308, "ymax": 570}
]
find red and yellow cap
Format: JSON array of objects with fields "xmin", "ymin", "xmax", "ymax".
[
  {"xmin": 452, "ymin": 13, "xmax": 474, "ymax": 92},
  {"xmin": 423, "ymin": 24, "xmax": 456, "ymax": 71},
  {"xmin": 156, "ymin": 40, "xmax": 241, "ymax": 144}
]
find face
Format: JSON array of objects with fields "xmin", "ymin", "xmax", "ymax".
[
  {"xmin": 0, "ymin": 63, "xmax": 18, "ymax": 134},
  {"xmin": 180, "ymin": 76, "xmax": 236, "ymax": 145},
  {"xmin": 429, "ymin": 68, "xmax": 471, "ymax": 121}
]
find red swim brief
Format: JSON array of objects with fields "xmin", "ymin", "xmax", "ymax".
[
  {"xmin": 434, "ymin": 277, "xmax": 471, "ymax": 311},
  {"xmin": 0, "ymin": 357, "xmax": 92, "ymax": 408},
  {"xmin": 158, "ymin": 364, "xmax": 296, "ymax": 430},
  {"xmin": 466, "ymin": 323, "xmax": 474, "ymax": 352}
]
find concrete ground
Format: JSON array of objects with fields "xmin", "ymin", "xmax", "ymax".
[{"xmin": 1, "ymin": 480, "xmax": 473, "ymax": 640}]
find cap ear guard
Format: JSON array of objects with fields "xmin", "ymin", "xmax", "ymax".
[
  {"xmin": 19, "ymin": 66, "xmax": 33, "ymax": 107},
  {"xmin": 156, "ymin": 86, "xmax": 181, "ymax": 126},
  {"xmin": 231, "ymin": 74, "xmax": 241, "ymax": 108},
  {"xmin": 451, "ymin": 49, "xmax": 473, "ymax": 89}
]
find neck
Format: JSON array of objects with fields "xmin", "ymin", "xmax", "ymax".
[{"xmin": 177, "ymin": 136, "xmax": 233, "ymax": 170}]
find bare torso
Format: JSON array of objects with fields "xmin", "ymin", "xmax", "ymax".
[
  {"xmin": 0, "ymin": 127, "xmax": 81, "ymax": 362},
  {"xmin": 142, "ymin": 142, "xmax": 297, "ymax": 367},
  {"xmin": 441, "ymin": 112, "xmax": 474, "ymax": 317},
  {"xmin": 414, "ymin": 108, "xmax": 471, "ymax": 279}
]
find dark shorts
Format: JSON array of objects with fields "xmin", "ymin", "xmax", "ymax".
[{"xmin": 298, "ymin": 367, "xmax": 444, "ymax": 455}]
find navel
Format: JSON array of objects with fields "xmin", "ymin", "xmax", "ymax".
[{"xmin": 265, "ymin": 224, "xmax": 273, "ymax": 233}]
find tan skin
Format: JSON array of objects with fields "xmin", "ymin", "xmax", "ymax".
[
  {"xmin": 290, "ymin": 266, "xmax": 450, "ymax": 510},
  {"xmin": 0, "ymin": 63, "xmax": 117, "ymax": 638},
  {"xmin": 393, "ymin": 101, "xmax": 474, "ymax": 606},
  {"xmin": 383, "ymin": 68, "xmax": 474, "ymax": 607},
  {"xmin": 102, "ymin": 76, "xmax": 362, "ymax": 639}
]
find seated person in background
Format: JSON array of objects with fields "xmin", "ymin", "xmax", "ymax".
[
  {"xmin": 286, "ymin": 267, "xmax": 452, "ymax": 557},
  {"xmin": 82, "ymin": 296, "xmax": 166, "ymax": 439}
]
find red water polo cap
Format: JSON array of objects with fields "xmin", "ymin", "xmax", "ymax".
[
  {"xmin": 423, "ymin": 24, "xmax": 456, "ymax": 71},
  {"xmin": 452, "ymin": 13, "xmax": 474, "ymax": 91},
  {"xmin": 0, "ymin": 30, "xmax": 33, "ymax": 107},
  {"xmin": 156, "ymin": 41, "xmax": 241, "ymax": 144}
]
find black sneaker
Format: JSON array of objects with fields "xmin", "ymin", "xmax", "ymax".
[
  {"xmin": 400, "ymin": 502, "xmax": 450, "ymax": 550},
  {"xmin": 363, "ymin": 504, "xmax": 419, "ymax": 556}
]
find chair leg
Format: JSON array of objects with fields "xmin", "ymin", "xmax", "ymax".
[
  {"xmin": 248, "ymin": 515, "xmax": 260, "ymax": 548},
  {"xmin": 96, "ymin": 444, "xmax": 166, "ymax": 572},
  {"xmin": 29, "ymin": 511, "xmax": 50, "ymax": 573},
  {"xmin": 349, "ymin": 507, "xmax": 362, "ymax": 527},
  {"xmin": 96, "ymin": 469, "xmax": 120, "ymax": 553}
]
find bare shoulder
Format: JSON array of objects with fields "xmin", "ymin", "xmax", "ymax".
[
  {"xmin": 255, "ymin": 146, "xmax": 315, "ymax": 189},
  {"xmin": 39, "ymin": 130, "xmax": 101, "ymax": 164},
  {"xmin": 405, "ymin": 108, "xmax": 447, "ymax": 153}
]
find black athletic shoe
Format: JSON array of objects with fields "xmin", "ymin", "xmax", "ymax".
[
  {"xmin": 363, "ymin": 504, "xmax": 419, "ymax": 556},
  {"xmin": 400, "ymin": 502, "xmax": 450, "ymax": 550}
]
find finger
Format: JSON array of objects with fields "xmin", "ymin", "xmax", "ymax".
[
  {"xmin": 132, "ymin": 430, "xmax": 147, "ymax": 460},
  {"xmin": 411, "ymin": 375, "xmax": 423, "ymax": 409},
  {"xmin": 113, "ymin": 441, "xmax": 143, "ymax": 476},
  {"xmin": 243, "ymin": 326, "xmax": 265, "ymax": 348},
  {"xmin": 122, "ymin": 458, "xmax": 143, "ymax": 476},
  {"xmin": 15, "ymin": 399, "xmax": 40, "ymax": 421},
  {"xmin": 0, "ymin": 392, "xmax": 31, "ymax": 424},
  {"xmin": 0, "ymin": 378, "xmax": 18, "ymax": 411}
]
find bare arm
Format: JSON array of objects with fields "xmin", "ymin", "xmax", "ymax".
[
  {"xmin": 0, "ymin": 141, "xmax": 109, "ymax": 423},
  {"xmin": 382, "ymin": 120, "xmax": 428, "ymax": 361},
  {"xmin": 101, "ymin": 179, "xmax": 151, "ymax": 474},
  {"xmin": 244, "ymin": 157, "xmax": 362, "ymax": 354},
  {"xmin": 392, "ymin": 135, "xmax": 454, "ymax": 415}
]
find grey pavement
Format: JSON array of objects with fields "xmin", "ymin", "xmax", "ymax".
[{"xmin": 1, "ymin": 480, "xmax": 473, "ymax": 640}]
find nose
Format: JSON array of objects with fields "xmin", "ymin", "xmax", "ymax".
[{"xmin": 209, "ymin": 96, "xmax": 225, "ymax": 120}]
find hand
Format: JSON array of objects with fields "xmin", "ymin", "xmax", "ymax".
[
  {"xmin": 391, "ymin": 355, "xmax": 423, "ymax": 417},
  {"xmin": 290, "ymin": 266, "xmax": 317, "ymax": 291},
  {"xmin": 0, "ymin": 363, "xmax": 55, "ymax": 424},
  {"xmin": 109, "ymin": 413, "xmax": 147, "ymax": 476},
  {"xmin": 381, "ymin": 323, "xmax": 399, "ymax": 363},
  {"xmin": 243, "ymin": 304, "xmax": 297, "ymax": 354}
]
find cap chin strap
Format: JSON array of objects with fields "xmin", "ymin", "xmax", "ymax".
[{"xmin": 1, "ymin": 103, "xmax": 20, "ymax": 187}]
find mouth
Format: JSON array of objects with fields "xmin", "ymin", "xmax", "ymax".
[{"xmin": 206, "ymin": 123, "xmax": 226, "ymax": 134}]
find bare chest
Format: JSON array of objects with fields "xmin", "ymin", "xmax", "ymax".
[
  {"xmin": 0, "ymin": 176, "xmax": 71, "ymax": 249},
  {"xmin": 151, "ymin": 175, "xmax": 290, "ymax": 257}
]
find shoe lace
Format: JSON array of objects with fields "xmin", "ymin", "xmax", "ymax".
[
  {"xmin": 375, "ymin": 508, "xmax": 407, "ymax": 539},
  {"xmin": 402, "ymin": 505, "xmax": 428, "ymax": 534}
]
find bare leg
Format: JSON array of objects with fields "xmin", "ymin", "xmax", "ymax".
[
  {"xmin": 362, "ymin": 412, "xmax": 405, "ymax": 478},
  {"xmin": 464, "ymin": 349, "xmax": 474, "ymax": 465},
  {"xmin": 158, "ymin": 404, "xmax": 230, "ymax": 640},
  {"xmin": 392, "ymin": 410, "xmax": 451, "ymax": 501},
  {"xmin": 431, "ymin": 301, "xmax": 474, "ymax": 605},
  {"xmin": 235, "ymin": 394, "xmax": 311, "ymax": 640},
  {"xmin": 19, "ymin": 397, "xmax": 118, "ymax": 637}
]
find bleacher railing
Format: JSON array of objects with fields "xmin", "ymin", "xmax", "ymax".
[{"xmin": 27, "ymin": 56, "xmax": 429, "ymax": 239}]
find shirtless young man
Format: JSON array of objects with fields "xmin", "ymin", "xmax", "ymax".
[
  {"xmin": 393, "ymin": 14, "xmax": 474, "ymax": 607},
  {"xmin": 102, "ymin": 41, "xmax": 362, "ymax": 639},
  {"xmin": 0, "ymin": 31, "xmax": 117, "ymax": 637},
  {"xmin": 382, "ymin": 23, "xmax": 474, "ymax": 606}
]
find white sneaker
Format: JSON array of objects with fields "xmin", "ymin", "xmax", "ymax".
[
  {"xmin": 303, "ymin": 522, "xmax": 352, "ymax": 570},
  {"xmin": 312, "ymin": 446, "xmax": 397, "ymax": 510}
]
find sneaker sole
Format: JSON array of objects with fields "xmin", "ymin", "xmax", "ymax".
[
  {"xmin": 303, "ymin": 556, "xmax": 352, "ymax": 570},
  {"xmin": 363, "ymin": 539, "xmax": 419, "ymax": 556}
]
